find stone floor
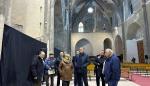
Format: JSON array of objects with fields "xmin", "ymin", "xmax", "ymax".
[{"xmin": 42, "ymin": 77, "xmax": 140, "ymax": 86}]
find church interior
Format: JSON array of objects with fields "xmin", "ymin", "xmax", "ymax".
[{"xmin": 0, "ymin": 0, "xmax": 150, "ymax": 86}]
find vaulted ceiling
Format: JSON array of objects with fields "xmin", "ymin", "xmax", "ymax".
[
  {"xmin": 72, "ymin": 0, "xmax": 122, "ymax": 13},
  {"xmin": 71, "ymin": 0, "xmax": 123, "ymax": 32}
]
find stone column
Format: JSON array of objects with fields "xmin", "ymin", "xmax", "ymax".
[
  {"xmin": 0, "ymin": 14, "xmax": 4, "ymax": 60},
  {"xmin": 0, "ymin": 0, "xmax": 5, "ymax": 60},
  {"xmin": 64, "ymin": 8, "xmax": 70, "ymax": 53},
  {"xmin": 47, "ymin": 0, "xmax": 55, "ymax": 53},
  {"xmin": 63, "ymin": 0, "xmax": 71, "ymax": 54},
  {"xmin": 142, "ymin": 0, "xmax": 150, "ymax": 62},
  {"xmin": 44, "ymin": 0, "xmax": 55, "ymax": 54},
  {"xmin": 4, "ymin": 0, "xmax": 12, "ymax": 25},
  {"xmin": 44, "ymin": 0, "xmax": 49, "ymax": 55},
  {"xmin": 121, "ymin": 1, "xmax": 127, "ymax": 62}
]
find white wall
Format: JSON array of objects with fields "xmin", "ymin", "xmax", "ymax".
[
  {"xmin": 71, "ymin": 32, "xmax": 114, "ymax": 56},
  {"xmin": 126, "ymin": 40, "xmax": 139, "ymax": 63}
]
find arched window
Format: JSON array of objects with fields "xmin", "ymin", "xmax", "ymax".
[{"xmin": 78, "ymin": 22, "xmax": 84, "ymax": 32}]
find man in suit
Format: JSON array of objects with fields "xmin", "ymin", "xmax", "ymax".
[
  {"xmin": 103, "ymin": 49, "xmax": 121, "ymax": 86},
  {"xmin": 94, "ymin": 50, "xmax": 106, "ymax": 86},
  {"xmin": 76, "ymin": 47, "xmax": 89, "ymax": 86}
]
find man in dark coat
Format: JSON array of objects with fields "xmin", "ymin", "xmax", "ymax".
[
  {"xmin": 72, "ymin": 50, "xmax": 80, "ymax": 86},
  {"xmin": 31, "ymin": 51, "xmax": 46, "ymax": 86},
  {"xmin": 76, "ymin": 47, "xmax": 89, "ymax": 86},
  {"xmin": 55, "ymin": 51, "xmax": 65, "ymax": 86},
  {"xmin": 94, "ymin": 50, "xmax": 106, "ymax": 86},
  {"xmin": 103, "ymin": 49, "xmax": 121, "ymax": 86}
]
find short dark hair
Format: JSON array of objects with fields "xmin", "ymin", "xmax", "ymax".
[
  {"xmin": 60, "ymin": 51, "xmax": 64, "ymax": 53},
  {"xmin": 49, "ymin": 53, "xmax": 54, "ymax": 55}
]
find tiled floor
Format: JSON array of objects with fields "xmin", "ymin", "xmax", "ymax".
[{"xmin": 42, "ymin": 77, "xmax": 140, "ymax": 86}]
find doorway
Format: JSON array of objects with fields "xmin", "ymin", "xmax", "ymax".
[{"xmin": 137, "ymin": 40, "xmax": 145, "ymax": 63}]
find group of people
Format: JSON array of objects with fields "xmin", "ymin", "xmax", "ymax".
[
  {"xmin": 30, "ymin": 47, "xmax": 121, "ymax": 86},
  {"xmin": 93, "ymin": 49, "xmax": 121, "ymax": 86}
]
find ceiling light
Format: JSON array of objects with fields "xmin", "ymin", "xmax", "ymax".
[{"xmin": 88, "ymin": 7, "xmax": 94, "ymax": 13}]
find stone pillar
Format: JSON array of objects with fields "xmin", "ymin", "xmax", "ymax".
[
  {"xmin": 44, "ymin": 0, "xmax": 49, "ymax": 55},
  {"xmin": 121, "ymin": 2, "xmax": 127, "ymax": 62},
  {"xmin": 0, "ymin": 0, "xmax": 4, "ymax": 14},
  {"xmin": 0, "ymin": 0, "xmax": 5, "ymax": 60},
  {"xmin": 5, "ymin": 0, "xmax": 12, "ymax": 25},
  {"xmin": 64, "ymin": 7, "xmax": 70, "ymax": 53},
  {"xmin": 142, "ymin": 0, "xmax": 150, "ymax": 62},
  {"xmin": 47, "ymin": 0, "xmax": 55, "ymax": 53},
  {"xmin": 44, "ymin": 0, "xmax": 55, "ymax": 54},
  {"xmin": 0, "ymin": 14, "xmax": 4, "ymax": 60},
  {"xmin": 62, "ymin": 0, "xmax": 71, "ymax": 54}
]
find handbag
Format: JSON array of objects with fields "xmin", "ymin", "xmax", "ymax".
[{"xmin": 48, "ymin": 69, "xmax": 55, "ymax": 75}]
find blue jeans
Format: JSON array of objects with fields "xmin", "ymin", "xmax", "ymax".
[{"xmin": 108, "ymin": 81, "xmax": 118, "ymax": 86}]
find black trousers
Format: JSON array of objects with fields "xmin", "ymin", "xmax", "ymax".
[
  {"xmin": 45, "ymin": 75, "xmax": 54, "ymax": 86},
  {"xmin": 57, "ymin": 72, "xmax": 61, "ymax": 86},
  {"xmin": 76, "ymin": 72, "xmax": 88, "ymax": 86},
  {"xmin": 74, "ymin": 72, "xmax": 78, "ymax": 86},
  {"xmin": 96, "ymin": 74, "xmax": 105, "ymax": 86},
  {"xmin": 108, "ymin": 81, "xmax": 118, "ymax": 86},
  {"xmin": 62, "ymin": 81, "xmax": 70, "ymax": 86},
  {"xmin": 33, "ymin": 80, "xmax": 41, "ymax": 86}
]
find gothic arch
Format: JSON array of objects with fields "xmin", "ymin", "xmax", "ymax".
[
  {"xmin": 75, "ymin": 38, "xmax": 93, "ymax": 56},
  {"xmin": 104, "ymin": 38, "xmax": 112, "ymax": 50}
]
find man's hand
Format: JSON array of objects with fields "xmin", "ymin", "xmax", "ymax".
[
  {"xmin": 34, "ymin": 77, "xmax": 37, "ymax": 80},
  {"xmin": 94, "ymin": 71, "xmax": 96, "ymax": 75}
]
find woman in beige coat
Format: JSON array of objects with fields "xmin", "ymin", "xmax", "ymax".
[{"xmin": 59, "ymin": 54, "xmax": 73, "ymax": 86}]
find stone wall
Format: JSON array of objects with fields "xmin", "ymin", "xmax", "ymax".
[
  {"xmin": 71, "ymin": 32, "xmax": 114, "ymax": 56},
  {"xmin": 10, "ymin": 0, "xmax": 45, "ymax": 40}
]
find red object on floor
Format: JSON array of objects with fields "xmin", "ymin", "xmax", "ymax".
[{"xmin": 131, "ymin": 74, "xmax": 150, "ymax": 86}]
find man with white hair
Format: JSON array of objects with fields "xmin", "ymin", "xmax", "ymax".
[
  {"xmin": 31, "ymin": 51, "xmax": 46, "ymax": 86},
  {"xmin": 103, "ymin": 49, "xmax": 121, "ymax": 86}
]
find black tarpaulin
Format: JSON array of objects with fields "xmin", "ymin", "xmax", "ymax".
[{"xmin": 0, "ymin": 25, "xmax": 47, "ymax": 86}]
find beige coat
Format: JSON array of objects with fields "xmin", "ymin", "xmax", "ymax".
[{"xmin": 59, "ymin": 61, "xmax": 73, "ymax": 81}]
